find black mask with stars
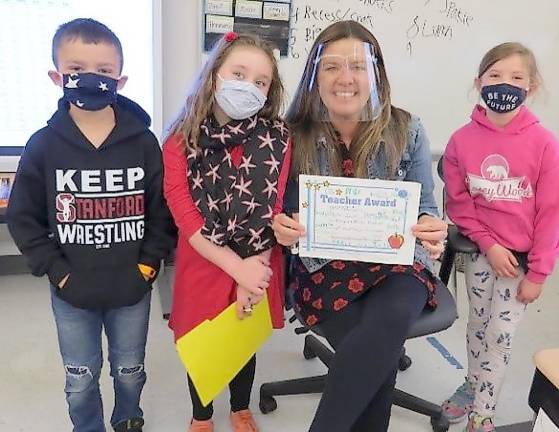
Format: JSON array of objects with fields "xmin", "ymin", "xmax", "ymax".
[{"xmin": 62, "ymin": 72, "xmax": 118, "ymax": 111}]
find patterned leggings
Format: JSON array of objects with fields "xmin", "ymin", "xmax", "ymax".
[{"xmin": 465, "ymin": 253, "xmax": 527, "ymax": 417}]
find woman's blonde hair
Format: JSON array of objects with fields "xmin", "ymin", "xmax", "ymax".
[
  {"xmin": 478, "ymin": 42, "xmax": 542, "ymax": 89},
  {"xmin": 287, "ymin": 20, "xmax": 410, "ymax": 178},
  {"xmin": 166, "ymin": 34, "xmax": 284, "ymax": 152}
]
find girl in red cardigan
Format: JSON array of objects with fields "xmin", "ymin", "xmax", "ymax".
[{"xmin": 162, "ymin": 32, "xmax": 291, "ymax": 432}]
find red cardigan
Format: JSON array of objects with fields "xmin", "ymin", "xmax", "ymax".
[{"xmin": 163, "ymin": 133, "xmax": 291, "ymax": 340}]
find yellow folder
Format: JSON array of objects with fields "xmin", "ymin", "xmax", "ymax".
[{"xmin": 176, "ymin": 295, "xmax": 273, "ymax": 406}]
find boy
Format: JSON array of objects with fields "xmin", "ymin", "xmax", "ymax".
[{"xmin": 7, "ymin": 18, "xmax": 173, "ymax": 432}]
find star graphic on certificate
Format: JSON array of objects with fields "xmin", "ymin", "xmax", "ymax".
[{"xmin": 335, "ymin": 189, "xmax": 343, "ymax": 195}]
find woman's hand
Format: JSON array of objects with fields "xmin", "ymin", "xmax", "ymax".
[
  {"xmin": 411, "ymin": 215, "xmax": 448, "ymax": 260},
  {"xmin": 231, "ymin": 255, "xmax": 272, "ymax": 297},
  {"xmin": 272, "ymin": 213, "xmax": 306, "ymax": 247},
  {"xmin": 486, "ymin": 244, "xmax": 519, "ymax": 278}
]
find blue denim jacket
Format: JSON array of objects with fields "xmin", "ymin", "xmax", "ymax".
[{"xmin": 296, "ymin": 115, "xmax": 439, "ymax": 274}]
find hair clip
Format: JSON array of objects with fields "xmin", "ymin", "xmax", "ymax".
[{"xmin": 224, "ymin": 31, "xmax": 239, "ymax": 43}]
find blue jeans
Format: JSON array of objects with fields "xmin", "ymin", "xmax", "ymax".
[{"xmin": 50, "ymin": 287, "xmax": 151, "ymax": 432}]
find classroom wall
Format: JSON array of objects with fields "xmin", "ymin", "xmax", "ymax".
[
  {"xmin": 0, "ymin": 0, "xmax": 448, "ymax": 263},
  {"xmin": 161, "ymin": 0, "xmax": 201, "ymax": 130},
  {"xmin": 0, "ymin": 0, "xmax": 201, "ymax": 259}
]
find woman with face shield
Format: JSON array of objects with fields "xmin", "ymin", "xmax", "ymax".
[{"xmin": 272, "ymin": 21, "xmax": 448, "ymax": 431}]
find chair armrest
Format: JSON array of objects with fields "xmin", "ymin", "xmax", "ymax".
[{"xmin": 447, "ymin": 225, "xmax": 479, "ymax": 254}]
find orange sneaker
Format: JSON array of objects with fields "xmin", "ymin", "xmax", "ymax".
[
  {"xmin": 230, "ymin": 409, "xmax": 258, "ymax": 432},
  {"xmin": 188, "ymin": 419, "xmax": 214, "ymax": 432}
]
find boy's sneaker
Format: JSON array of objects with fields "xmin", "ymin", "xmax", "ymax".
[
  {"xmin": 113, "ymin": 417, "xmax": 144, "ymax": 432},
  {"xmin": 441, "ymin": 379, "xmax": 475, "ymax": 423},
  {"xmin": 230, "ymin": 409, "xmax": 258, "ymax": 432},
  {"xmin": 464, "ymin": 413, "xmax": 495, "ymax": 432}
]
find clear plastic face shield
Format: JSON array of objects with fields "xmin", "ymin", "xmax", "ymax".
[{"xmin": 308, "ymin": 41, "xmax": 381, "ymax": 122}]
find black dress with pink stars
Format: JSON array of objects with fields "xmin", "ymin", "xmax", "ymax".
[{"xmin": 291, "ymin": 141, "xmax": 438, "ymax": 327}]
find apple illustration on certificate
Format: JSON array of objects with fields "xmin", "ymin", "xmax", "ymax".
[{"xmin": 298, "ymin": 174, "xmax": 421, "ymax": 265}]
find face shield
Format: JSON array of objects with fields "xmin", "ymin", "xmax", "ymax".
[{"xmin": 308, "ymin": 41, "xmax": 381, "ymax": 122}]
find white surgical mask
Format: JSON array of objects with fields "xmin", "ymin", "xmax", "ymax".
[{"xmin": 215, "ymin": 74, "xmax": 267, "ymax": 120}]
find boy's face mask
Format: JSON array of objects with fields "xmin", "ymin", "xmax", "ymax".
[
  {"xmin": 214, "ymin": 74, "xmax": 267, "ymax": 120},
  {"xmin": 62, "ymin": 72, "xmax": 118, "ymax": 111},
  {"xmin": 481, "ymin": 83, "xmax": 527, "ymax": 114}
]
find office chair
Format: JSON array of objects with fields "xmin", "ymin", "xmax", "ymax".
[
  {"xmin": 436, "ymin": 157, "xmax": 480, "ymax": 287},
  {"xmin": 258, "ymin": 158, "xmax": 479, "ymax": 432}
]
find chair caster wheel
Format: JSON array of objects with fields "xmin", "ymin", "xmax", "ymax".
[
  {"xmin": 431, "ymin": 415, "xmax": 449, "ymax": 432},
  {"xmin": 259, "ymin": 396, "xmax": 277, "ymax": 414},
  {"xmin": 398, "ymin": 355, "xmax": 412, "ymax": 371}
]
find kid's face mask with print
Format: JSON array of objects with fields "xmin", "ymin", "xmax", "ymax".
[
  {"xmin": 215, "ymin": 74, "xmax": 267, "ymax": 120},
  {"xmin": 62, "ymin": 72, "xmax": 118, "ymax": 111},
  {"xmin": 481, "ymin": 83, "xmax": 527, "ymax": 113}
]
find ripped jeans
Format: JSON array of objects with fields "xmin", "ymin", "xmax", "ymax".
[{"xmin": 50, "ymin": 287, "xmax": 151, "ymax": 432}]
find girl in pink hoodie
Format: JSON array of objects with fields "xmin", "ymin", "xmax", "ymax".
[{"xmin": 441, "ymin": 42, "xmax": 559, "ymax": 432}]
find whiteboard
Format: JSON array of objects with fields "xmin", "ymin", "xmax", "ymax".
[
  {"xmin": 279, "ymin": 0, "xmax": 559, "ymax": 154},
  {"xmin": 0, "ymin": 0, "xmax": 160, "ymax": 170}
]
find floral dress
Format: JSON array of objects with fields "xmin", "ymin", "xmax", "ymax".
[{"xmin": 291, "ymin": 140, "xmax": 438, "ymax": 327}]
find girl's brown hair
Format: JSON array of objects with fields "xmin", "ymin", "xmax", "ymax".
[
  {"xmin": 478, "ymin": 42, "xmax": 542, "ymax": 88},
  {"xmin": 166, "ymin": 34, "xmax": 284, "ymax": 152},
  {"xmin": 287, "ymin": 20, "xmax": 410, "ymax": 178}
]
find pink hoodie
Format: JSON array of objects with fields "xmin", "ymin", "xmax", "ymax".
[{"xmin": 444, "ymin": 105, "xmax": 559, "ymax": 284}]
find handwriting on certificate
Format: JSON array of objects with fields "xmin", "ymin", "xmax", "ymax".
[{"xmin": 298, "ymin": 175, "xmax": 421, "ymax": 265}]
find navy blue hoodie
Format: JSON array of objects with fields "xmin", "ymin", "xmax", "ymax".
[{"xmin": 7, "ymin": 96, "xmax": 174, "ymax": 309}]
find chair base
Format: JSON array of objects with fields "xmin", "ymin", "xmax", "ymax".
[
  {"xmin": 259, "ymin": 334, "xmax": 449, "ymax": 432},
  {"xmin": 393, "ymin": 388, "xmax": 449, "ymax": 431}
]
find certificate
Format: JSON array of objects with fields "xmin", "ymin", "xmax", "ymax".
[{"xmin": 298, "ymin": 175, "xmax": 421, "ymax": 265}]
